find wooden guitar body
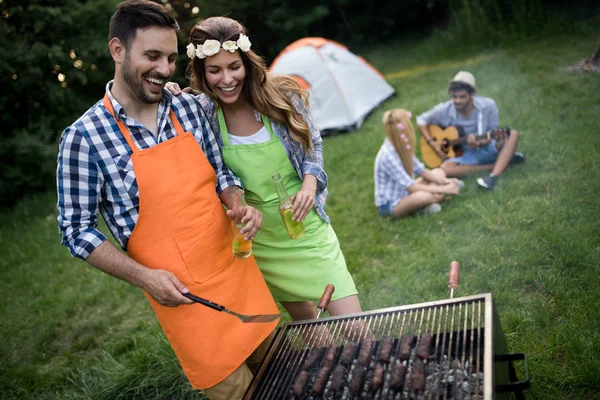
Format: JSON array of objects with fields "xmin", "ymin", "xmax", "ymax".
[
  {"xmin": 420, "ymin": 125, "xmax": 463, "ymax": 168},
  {"xmin": 420, "ymin": 125, "xmax": 510, "ymax": 168}
]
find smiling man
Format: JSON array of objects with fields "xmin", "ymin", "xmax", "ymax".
[
  {"xmin": 56, "ymin": 1, "xmax": 278, "ymax": 398},
  {"xmin": 417, "ymin": 71, "xmax": 524, "ymax": 189}
]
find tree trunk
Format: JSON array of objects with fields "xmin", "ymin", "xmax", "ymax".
[{"xmin": 591, "ymin": 41, "xmax": 600, "ymax": 65}]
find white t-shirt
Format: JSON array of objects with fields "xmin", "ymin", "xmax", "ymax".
[{"xmin": 228, "ymin": 125, "xmax": 270, "ymax": 145}]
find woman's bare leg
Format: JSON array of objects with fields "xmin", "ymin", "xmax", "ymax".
[
  {"xmin": 281, "ymin": 301, "xmax": 317, "ymax": 321},
  {"xmin": 392, "ymin": 191, "xmax": 444, "ymax": 217}
]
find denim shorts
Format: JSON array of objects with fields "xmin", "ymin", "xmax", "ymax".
[
  {"xmin": 378, "ymin": 202, "xmax": 395, "ymax": 217},
  {"xmin": 444, "ymin": 140, "xmax": 499, "ymax": 165}
]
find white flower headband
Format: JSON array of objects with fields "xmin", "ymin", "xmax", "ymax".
[{"xmin": 186, "ymin": 34, "xmax": 252, "ymax": 60}]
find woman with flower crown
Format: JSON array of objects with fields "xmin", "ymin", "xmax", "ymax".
[
  {"xmin": 375, "ymin": 108, "xmax": 463, "ymax": 217},
  {"xmin": 167, "ymin": 16, "xmax": 361, "ymax": 321}
]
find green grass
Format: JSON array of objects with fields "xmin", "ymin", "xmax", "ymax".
[{"xmin": 2, "ymin": 32, "xmax": 600, "ymax": 399}]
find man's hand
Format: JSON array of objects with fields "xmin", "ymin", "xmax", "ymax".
[
  {"xmin": 85, "ymin": 241, "xmax": 193, "ymax": 308},
  {"xmin": 429, "ymin": 140, "xmax": 449, "ymax": 160},
  {"xmin": 226, "ymin": 205, "xmax": 263, "ymax": 240},
  {"xmin": 140, "ymin": 268, "xmax": 194, "ymax": 307},
  {"xmin": 467, "ymin": 134, "xmax": 478, "ymax": 148}
]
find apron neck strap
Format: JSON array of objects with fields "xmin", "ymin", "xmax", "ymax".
[
  {"xmin": 103, "ymin": 93, "xmax": 186, "ymax": 154},
  {"xmin": 217, "ymin": 107, "xmax": 275, "ymax": 145},
  {"xmin": 103, "ymin": 93, "xmax": 139, "ymax": 153}
]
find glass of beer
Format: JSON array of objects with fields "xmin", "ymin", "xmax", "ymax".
[{"xmin": 232, "ymin": 189, "xmax": 252, "ymax": 258}]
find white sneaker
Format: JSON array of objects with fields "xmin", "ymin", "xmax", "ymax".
[{"xmin": 422, "ymin": 203, "xmax": 442, "ymax": 214}]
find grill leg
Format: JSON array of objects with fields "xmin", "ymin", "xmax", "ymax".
[{"xmin": 509, "ymin": 361, "xmax": 525, "ymax": 400}]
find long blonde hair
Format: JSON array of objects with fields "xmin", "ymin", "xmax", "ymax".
[
  {"xmin": 187, "ymin": 17, "xmax": 313, "ymax": 153},
  {"xmin": 382, "ymin": 108, "xmax": 416, "ymax": 176}
]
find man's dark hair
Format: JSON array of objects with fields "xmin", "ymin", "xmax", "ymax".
[
  {"xmin": 109, "ymin": 0, "xmax": 179, "ymax": 50},
  {"xmin": 448, "ymin": 81, "xmax": 475, "ymax": 94}
]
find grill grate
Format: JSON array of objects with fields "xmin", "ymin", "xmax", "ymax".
[{"xmin": 245, "ymin": 294, "xmax": 495, "ymax": 400}]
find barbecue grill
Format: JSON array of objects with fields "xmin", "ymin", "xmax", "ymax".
[{"xmin": 243, "ymin": 292, "xmax": 529, "ymax": 399}]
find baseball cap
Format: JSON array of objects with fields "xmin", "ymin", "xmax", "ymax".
[{"xmin": 450, "ymin": 71, "xmax": 476, "ymax": 91}]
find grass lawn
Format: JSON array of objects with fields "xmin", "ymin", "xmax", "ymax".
[{"xmin": 1, "ymin": 32, "xmax": 599, "ymax": 399}]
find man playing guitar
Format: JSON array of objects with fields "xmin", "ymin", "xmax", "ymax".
[{"xmin": 416, "ymin": 71, "xmax": 524, "ymax": 189}]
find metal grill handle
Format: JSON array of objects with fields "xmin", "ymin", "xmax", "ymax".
[
  {"xmin": 448, "ymin": 261, "xmax": 460, "ymax": 298},
  {"xmin": 316, "ymin": 284, "xmax": 335, "ymax": 318}
]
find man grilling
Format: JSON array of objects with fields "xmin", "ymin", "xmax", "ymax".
[
  {"xmin": 417, "ymin": 71, "xmax": 524, "ymax": 190},
  {"xmin": 56, "ymin": 1, "xmax": 278, "ymax": 398}
]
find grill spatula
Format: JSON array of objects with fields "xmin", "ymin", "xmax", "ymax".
[{"xmin": 183, "ymin": 292, "xmax": 281, "ymax": 323}]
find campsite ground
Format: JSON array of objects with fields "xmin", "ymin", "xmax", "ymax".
[{"xmin": 1, "ymin": 32, "xmax": 599, "ymax": 399}]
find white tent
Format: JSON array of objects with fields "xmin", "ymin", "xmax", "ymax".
[{"xmin": 270, "ymin": 37, "xmax": 395, "ymax": 133}]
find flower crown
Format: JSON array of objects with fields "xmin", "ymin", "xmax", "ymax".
[{"xmin": 186, "ymin": 34, "xmax": 252, "ymax": 60}]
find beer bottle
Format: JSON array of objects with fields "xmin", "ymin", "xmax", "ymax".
[
  {"xmin": 272, "ymin": 173, "xmax": 305, "ymax": 239},
  {"xmin": 232, "ymin": 189, "xmax": 252, "ymax": 258}
]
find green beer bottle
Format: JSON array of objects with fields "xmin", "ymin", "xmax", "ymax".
[{"xmin": 272, "ymin": 173, "xmax": 305, "ymax": 239}]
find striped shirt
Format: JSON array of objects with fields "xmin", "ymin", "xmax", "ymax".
[
  {"xmin": 198, "ymin": 93, "xmax": 331, "ymax": 223},
  {"xmin": 56, "ymin": 81, "xmax": 241, "ymax": 260},
  {"xmin": 374, "ymin": 139, "xmax": 425, "ymax": 207}
]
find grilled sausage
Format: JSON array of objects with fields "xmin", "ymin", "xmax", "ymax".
[
  {"xmin": 339, "ymin": 341, "xmax": 358, "ymax": 365},
  {"xmin": 377, "ymin": 337, "xmax": 393, "ymax": 363},
  {"xmin": 311, "ymin": 364, "xmax": 332, "ymax": 396},
  {"xmin": 349, "ymin": 366, "xmax": 367, "ymax": 395},
  {"xmin": 411, "ymin": 358, "xmax": 426, "ymax": 390},
  {"xmin": 416, "ymin": 334, "xmax": 432, "ymax": 360},
  {"xmin": 330, "ymin": 364, "xmax": 348, "ymax": 393},
  {"xmin": 368, "ymin": 362, "xmax": 385, "ymax": 392},
  {"xmin": 388, "ymin": 360, "xmax": 407, "ymax": 392},
  {"xmin": 399, "ymin": 335, "xmax": 412, "ymax": 360},
  {"xmin": 357, "ymin": 338, "xmax": 373, "ymax": 366},
  {"xmin": 302, "ymin": 347, "xmax": 324, "ymax": 370},
  {"xmin": 292, "ymin": 370, "xmax": 310, "ymax": 398},
  {"xmin": 324, "ymin": 343, "xmax": 339, "ymax": 364}
]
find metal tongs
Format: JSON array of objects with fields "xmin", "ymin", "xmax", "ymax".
[{"xmin": 183, "ymin": 293, "xmax": 281, "ymax": 323}]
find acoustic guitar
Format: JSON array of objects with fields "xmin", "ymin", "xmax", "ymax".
[{"xmin": 420, "ymin": 125, "xmax": 510, "ymax": 168}]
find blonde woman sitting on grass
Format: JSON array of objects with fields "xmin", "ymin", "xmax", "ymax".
[{"xmin": 374, "ymin": 108, "xmax": 463, "ymax": 217}]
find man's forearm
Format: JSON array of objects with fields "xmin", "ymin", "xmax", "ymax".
[
  {"xmin": 85, "ymin": 240, "xmax": 150, "ymax": 289},
  {"xmin": 219, "ymin": 185, "xmax": 243, "ymax": 210},
  {"xmin": 417, "ymin": 124, "xmax": 433, "ymax": 142}
]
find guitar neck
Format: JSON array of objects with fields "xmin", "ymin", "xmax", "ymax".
[{"xmin": 448, "ymin": 131, "xmax": 496, "ymax": 146}]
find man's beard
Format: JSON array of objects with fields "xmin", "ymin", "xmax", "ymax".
[
  {"xmin": 121, "ymin": 56, "xmax": 164, "ymax": 105},
  {"xmin": 454, "ymin": 102, "xmax": 467, "ymax": 111}
]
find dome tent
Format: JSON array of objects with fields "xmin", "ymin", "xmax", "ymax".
[{"xmin": 269, "ymin": 37, "xmax": 395, "ymax": 134}]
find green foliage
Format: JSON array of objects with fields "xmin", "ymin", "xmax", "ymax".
[
  {"xmin": 0, "ymin": 0, "xmax": 598, "ymax": 207},
  {"xmin": 183, "ymin": 0, "xmax": 450, "ymax": 62},
  {"xmin": 0, "ymin": 0, "xmax": 119, "ymax": 206},
  {"xmin": 440, "ymin": 0, "xmax": 600, "ymax": 50},
  {"xmin": 0, "ymin": 130, "xmax": 57, "ymax": 207}
]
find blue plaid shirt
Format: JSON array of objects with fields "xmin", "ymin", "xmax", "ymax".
[
  {"xmin": 57, "ymin": 82, "xmax": 241, "ymax": 260},
  {"xmin": 374, "ymin": 139, "xmax": 425, "ymax": 207},
  {"xmin": 198, "ymin": 93, "xmax": 331, "ymax": 223}
]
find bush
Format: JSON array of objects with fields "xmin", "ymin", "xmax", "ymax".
[{"xmin": 0, "ymin": 132, "xmax": 56, "ymax": 208}]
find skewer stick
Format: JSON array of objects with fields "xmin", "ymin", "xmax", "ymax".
[{"xmin": 448, "ymin": 261, "xmax": 460, "ymax": 299}]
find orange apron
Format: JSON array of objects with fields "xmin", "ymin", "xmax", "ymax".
[{"xmin": 102, "ymin": 95, "xmax": 278, "ymax": 389}]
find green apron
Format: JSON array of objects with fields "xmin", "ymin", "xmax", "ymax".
[{"xmin": 218, "ymin": 109, "xmax": 357, "ymax": 302}]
